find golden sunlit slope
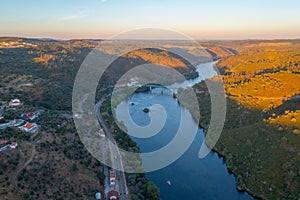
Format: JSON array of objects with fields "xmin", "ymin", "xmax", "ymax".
[
  {"xmin": 125, "ymin": 48, "xmax": 187, "ymax": 68},
  {"xmin": 218, "ymin": 44, "xmax": 300, "ymax": 73},
  {"xmin": 266, "ymin": 110, "xmax": 300, "ymax": 133},
  {"xmin": 226, "ymin": 71, "xmax": 300, "ymax": 110},
  {"xmin": 215, "ymin": 42, "xmax": 300, "ymax": 110}
]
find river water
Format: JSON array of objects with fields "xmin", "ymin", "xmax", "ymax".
[{"xmin": 116, "ymin": 61, "xmax": 253, "ymax": 200}]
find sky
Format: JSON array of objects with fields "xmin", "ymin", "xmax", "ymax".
[{"xmin": 0, "ymin": 0, "xmax": 300, "ymax": 40}]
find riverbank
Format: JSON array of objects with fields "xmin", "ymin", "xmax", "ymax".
[
  {"xmin": 178, "ymin": 82, "xmax": 264, "ymax": 200},
  {"xmin": 112, "ymin": 62, "xmax": 258, "ymax": 199},
  {"xmin": 136, "ymin": 89, "xmax": 260, "ymax": 200},
  {"xmin": 112, "ymin": 59, "xmax": 291, "ymax": 199},
  {"xmin": 187, "ymin": 78, "xmax": 300, "ymax": 199},
  {"xmin": 115, "ymin": 89, "xmax": 253, "ymax": 200},
  {"xmin": 211, "ymin": 147, "xmax": 265, "ymax": 200},
  {"xmin": 168, "ymin": 61, "xmax": 267, "ymax": 199}
]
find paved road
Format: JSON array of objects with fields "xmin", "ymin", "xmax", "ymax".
[
  {"xmin": 96, "ymin": 99, "xmax": 129, "ymax": 200},
  {"xmin": 0, "ymin": 123, "xmax": 10, "ymax": 130},
  {"xmin": 76, "ymin": 90, "xmax": 129, "ymax": 200},
  {"xmin": 0, "ymin": 145, "xmax": 10, "ymax": 152},
  {"xmin": 0, "ymin": 119, "xmax": 25, "ymax": 130}
]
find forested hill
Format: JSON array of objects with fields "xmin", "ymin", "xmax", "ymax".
[{"xmin": 180, "ymin": 40, "xmax": 300, "ymax": 200}]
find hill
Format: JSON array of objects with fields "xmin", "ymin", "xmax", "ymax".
[{"xmin": 180, "ymin": 40, "xmax": 300, "ymax": 199}]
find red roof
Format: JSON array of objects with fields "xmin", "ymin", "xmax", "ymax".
[
  {"xmin": 10, "ymin": 142, "xmax": 18, "ymax": 147},
  {"xmin": 0, "ymin": 139, "xmax": 7, "ymax": 144},
  {"xmin": 23, "ymin": 122, "xmax": 35, "ymax": 129},
  {"xmin": 108, "ymin": 190, "xmax": 119, "ymax": 200},
  {"xmin": 25, "ymin": 113, "xmax": 34, "ymax": 118}
]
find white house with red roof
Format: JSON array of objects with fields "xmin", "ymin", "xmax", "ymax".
[
  {"xmin": 19, "ymin": 122, "xmax": 38, "ymax": 133},
  {"xmin": 9, "ymin": 142, "xmax": 18, "ymax": 149},
  {"xmin": 110, "ymin": 170, "xmax": 116, "ymax": 186},
  {"xmin": 9, "ymin": 99, "xmax": 21, "ymax": 106}
]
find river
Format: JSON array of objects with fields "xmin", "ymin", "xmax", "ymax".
[{"xmin": 116, "ymin": 61, "xmax": 254, "ymax": 200}]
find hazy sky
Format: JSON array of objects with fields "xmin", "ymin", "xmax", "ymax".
[{"xmin": 0, "ymin": 0, "xmax": 300, "ymax": 39}]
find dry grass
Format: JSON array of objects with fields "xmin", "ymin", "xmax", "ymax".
[
  {"xmin": 266, "ymin": 110, "xmax": 300, "ymax": 132},
  {"xmin": 226, "ymin": 71, "xmax": 300, "ymax": 110}
]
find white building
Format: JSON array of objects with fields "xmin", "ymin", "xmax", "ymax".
[
  {"xmin": 9, "ymin": 142, "xmax": 18, "ymax": 149},
  {"xmin": 97, "ymin": 129, "xmax": 105, "ymax": 138},
  {"xmin": 19, "ymin": 122, "xmax": 38, "ymax": 133},
  {"xmin": 9, "ymin": 99, "xmax": 21, "ymax": 106}
]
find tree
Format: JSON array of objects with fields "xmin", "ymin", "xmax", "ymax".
[
  {"xmin": 71, "ymin": 163, "xmax": 77, "ymax": 171},
  {"xmin": 96, "ymin": 171, "xmax": 105, "ymax": 185},
  {"xmin": 145, "ymin": 182, "xmax": 160, "ymax": 200}
]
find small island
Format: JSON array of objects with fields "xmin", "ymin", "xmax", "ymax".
[{"xmin": 143, "ymin": 108, "xmax": 150, "ymax": 113}]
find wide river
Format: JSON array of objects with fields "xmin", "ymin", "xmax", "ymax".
[{"xmin": 116, "ymin": 62, "xmax": 254, "ymax": 200}]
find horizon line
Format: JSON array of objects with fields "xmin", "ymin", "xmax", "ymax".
[{"xmin": 1, "ymin": 35, "xmax": 300, "ymax": 42}]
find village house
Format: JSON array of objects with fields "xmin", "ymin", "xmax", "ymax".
[
  {"xmin": 108, "ymin": 190, "xmax": 119, "ymax": 200},
  {"xmin": 9, "ymin": 99, "xmax": 21, "ymax": 106},
  {"xmin": 19, "ymin": 122, "xmax": 38, "ymax": 133},
  {"xmin": 9, "ymin": 142, "xmax": 18, "ymax": 149},
  {"xmin": 97, "ymin": 129, "xmax": 106, "ymax": 138},
  {"xmin": 0, "ymin": 139, "xmax": 8, "ymax": 144}
]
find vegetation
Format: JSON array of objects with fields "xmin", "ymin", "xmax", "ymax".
[
  {"xmin": 266, "ymin": 110, "xmax": 300, "ymax": 132},
  {"xmin": 0, "ymin": 108, "xmax": 104, "ymax": 199},
  {"xmin": 227, "ymin": 71, "xmax": 300, "ymax": 110},
  {"xmin": 125, "ymin": 48, "xmax": 187, "ymax": 68},
  {"xmin": 217, "ymin": 42, "xmax": 300, "ymax": 73},
  {"xmin": 186, "ymin": 81, "xmax": 300, "ymax": 199},
  {"xmin": 0, "ymin": 37, "xmax": 192, "ymax": 200},
  {"xmin": 180, "ymin": 41, "xmax": 300, "ymax": 200},
  {"xmin": 216, "ymin": 42, "xmax": 300, "ymax": 111}
]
